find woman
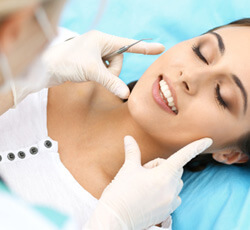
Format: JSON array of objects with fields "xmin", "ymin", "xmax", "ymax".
[
  {"xmin": 1, "ymin": 18, "xmax": 249, "ymax": 229},
  {"xmin": 46, "ymin": 18, "xmax": 250, "ymax": 199}
]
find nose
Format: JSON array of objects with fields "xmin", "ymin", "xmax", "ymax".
[{"xmin": 178, "ymin": 67, "xmax": 216, "ymax": 95}]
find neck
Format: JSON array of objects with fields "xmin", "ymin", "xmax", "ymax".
[{"xmin": 85, "ymin": 101, "xmax": 171, "ymax": 179}]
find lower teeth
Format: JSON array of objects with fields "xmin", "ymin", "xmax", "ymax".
[{"xmin": 160, "ymin": 90, "xmax": 176, "ymax": 113}]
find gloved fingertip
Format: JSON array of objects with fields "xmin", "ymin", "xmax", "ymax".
[
  {"xmin": 152, "ymin": 43, "xmax": 165, "ymax": 52},
  {"xmin": 124, "ymin": 135, "xmax": 135, "ymax": 146},
  {"xmin": 197, "ymin": 137, "xmax": 213, "ymax": 153},
  {"xmin": 114, "ymin": 85, "xmax": 130, "ymax": 99},
  {"xmin": 124, "ymin": 135, "xmax": 141, "ymax": 165},
  {"xmin": 141, "ymin": 42, "xmax": 165, "ymax": 53}
]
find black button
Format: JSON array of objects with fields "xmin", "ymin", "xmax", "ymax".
[
  {"xmin": 7, "ymin": 153, "xmax": 15, "ymax": 161},
  {"xmin": 44, "ymin": 140, "xmax": 52, "ymax": 148},
  {"xmin": 30, "ymin": 147, "xmax": 38, "ymax": 155},
  {"xmin": 18, "ymin": 151, "xmax": 26, "ymax": 159},
  {"xmin": 0, "ymin": 155, "xmax": 2, "ymax": 161}
]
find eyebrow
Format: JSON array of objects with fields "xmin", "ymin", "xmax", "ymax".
[
  {"xmin": 231, "ymin": 74, "xmax": 248, "ymax": 114},
  {"xmin": 209, "ymin": 31, "xmax": 225, "ymax": 55},
  {"xmin": 208, "ymin": 31, "xmax": 248, "ymax": 114}
]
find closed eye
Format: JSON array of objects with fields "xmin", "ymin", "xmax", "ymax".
[
  {"xmin": 192, "ymin": 44, "xmax": 209, "ymax": 65},
  {"xmin": 215, "ymin": 84, "xmax": 227, "ymax": 109}
]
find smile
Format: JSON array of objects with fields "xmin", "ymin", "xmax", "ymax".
[{"xmin": 152, "ymin": 74, "xmax": 178, "ymax": 115}]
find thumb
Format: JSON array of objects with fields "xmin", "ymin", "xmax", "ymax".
[
  {"xmin": 124, "ymin": 136, "xmax": 142, "ymax": 166},
  {"xmin": 99, "ymin": 65, "xmax": 130, "ymax": 99},
  {"xmin": 161, "ymin": 138, "xmax": 213, "ymax": 171},
  {"xmin": 106, "ymin": 53, "xmax": 124, "ymax": 77}
]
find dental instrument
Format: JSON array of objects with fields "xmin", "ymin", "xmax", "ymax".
[{"xmin": 102, "ymin": 38, "xmax": 152, "ymax": 62}]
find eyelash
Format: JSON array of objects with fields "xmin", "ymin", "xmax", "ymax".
[
  {"xmin": 192, "ymin": 44, "xmax": 227, "ymax": 109},
  {"xmin": 192, "ymin": 44, "xmax": 209, "ymax": 65},
  {"xmin": 215, "ymin": 84, "xmax": 227, "ymax": 109}
]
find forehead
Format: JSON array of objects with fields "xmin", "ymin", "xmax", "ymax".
[
  {"xmin": 214, "ymin": 26, "xmax": 250, "ymax": 74},
  {"xmin": 215, "ymin": 26, "xmax": 250, "ymax": 58}
]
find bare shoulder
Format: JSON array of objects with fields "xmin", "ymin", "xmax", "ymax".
[
  {"xmin": 48, "ymin": 81, "xmax": 96, "ymax": 111},
  {"xmin": 47, "ymin": 81, "xmax": 123, "ymax": 113}
]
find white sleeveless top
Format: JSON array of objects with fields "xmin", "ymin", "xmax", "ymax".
[{"xmin": 0, "ymin": 89, "xmax": 98, "ymax": 226}]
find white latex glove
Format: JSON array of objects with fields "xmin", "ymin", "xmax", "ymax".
[
  {"xmin": 146, "ymin": 216, "xmax": 172, "ymax": 230},
  {"xmin": 84, "ymin": 136, "xmax": 213, "ymax": 230},
  {"xmin": 43, "ymin": 30, "xmax": 165, "ymax": 99}
]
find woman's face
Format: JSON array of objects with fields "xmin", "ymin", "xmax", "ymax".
[{"xmin": 128, "ymin": 26, "xmax": 250, "ymax": 155}]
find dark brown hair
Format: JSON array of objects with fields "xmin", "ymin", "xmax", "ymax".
[{"xmin": 125, "ymin": 18, "xmax": 250, "ymax": 171}]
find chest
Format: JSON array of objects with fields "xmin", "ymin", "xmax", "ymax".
[{"xmin": 58, "ymin": 143, "xmax": 112, "ymax": 199}]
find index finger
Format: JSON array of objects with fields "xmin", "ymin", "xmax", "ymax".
[
  {"xmin": 126, "ymin": 40, "xmax": 165, "ymax": 55},
  {"xmin": 104, "ymin": 34, "xmax": 165, "ymax": 55},
  {"xmin": 162, "ymin": 138, "xmax": 213, "ymax": 170}
]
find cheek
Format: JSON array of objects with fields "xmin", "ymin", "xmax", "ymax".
[{"xmin": 180, "ymin": 101, "xmax": 243, "ymax": 152}]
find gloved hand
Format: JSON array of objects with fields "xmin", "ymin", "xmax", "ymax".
[
  {"xmin": 12, "ymin": 30, "xmax": 164, "ymax": 107},
  {"xmin": 84, "ymin": 136, "xmax": 213, "ymax": 230},
  {"xmin": 43, "ymin": 30, "xmax": 165, "ymax": 99}
]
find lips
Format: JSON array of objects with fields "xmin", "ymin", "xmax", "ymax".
[{"xmin": 152, "ymin": 74, "xmax": 178, "ymax": 115}]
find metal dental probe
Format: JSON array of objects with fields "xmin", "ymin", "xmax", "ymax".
[{"xmin": 102, "ymin": 38, "xmax": 152, "ymax": 63}]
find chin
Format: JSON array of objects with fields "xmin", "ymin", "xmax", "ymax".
[
  {"xmin": 128, "ymin": 92, "xmax": 152, "ymax": 130},
  {"xmin": 127, "ymin": 92, "xmax": 146, "ymax": 124},
  {"xmin": 127, "ymin": 92, "xmax": 163, "ymax": 142}
]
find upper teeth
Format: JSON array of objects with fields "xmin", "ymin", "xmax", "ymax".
[{"xmin": 159, "ymin": 79, "xmax": 177, "ymax": 112}]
